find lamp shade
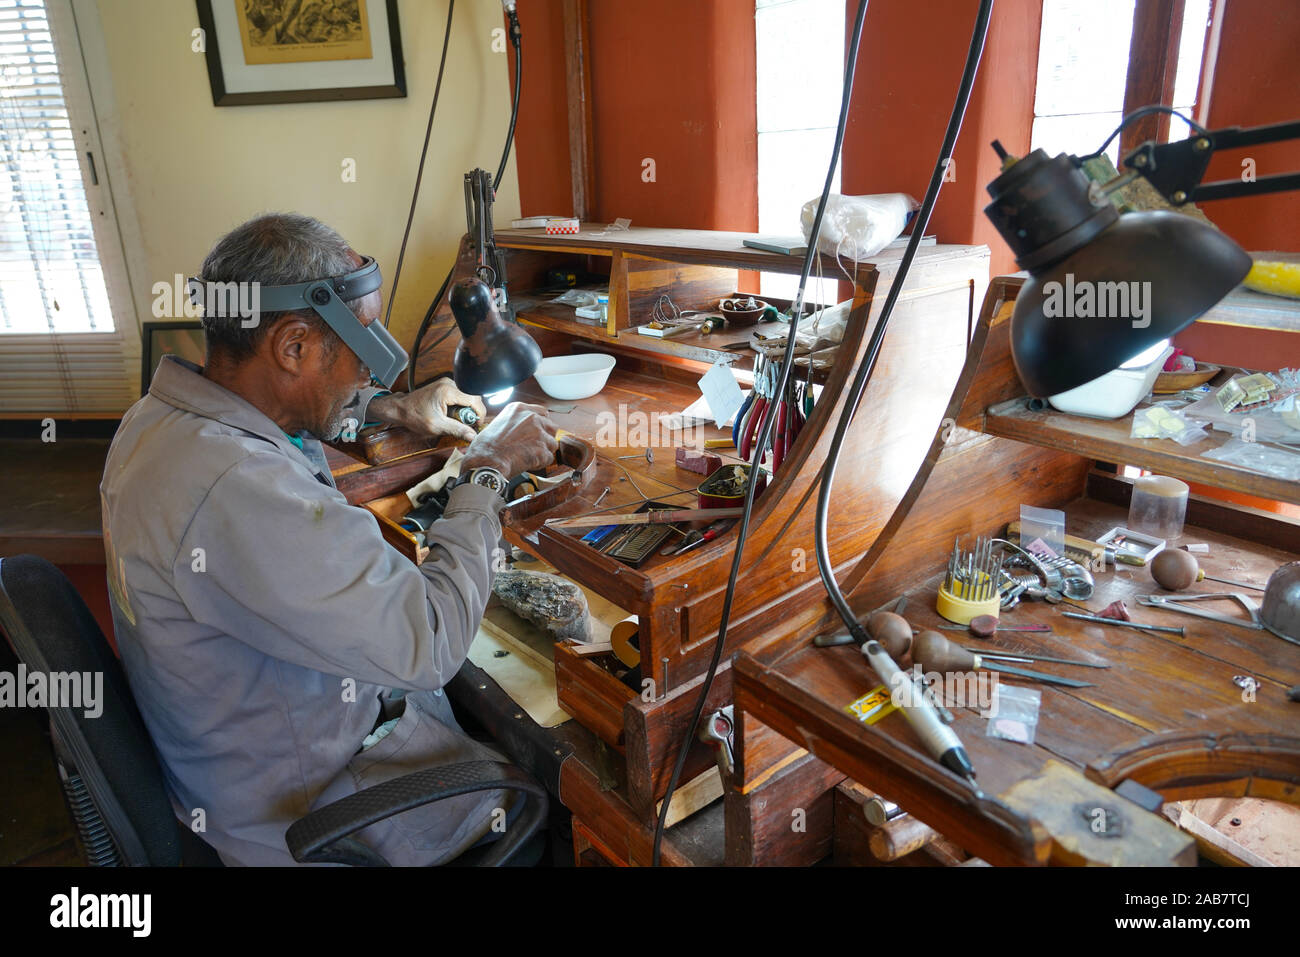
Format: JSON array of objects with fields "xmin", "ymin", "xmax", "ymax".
[
  {"xmin": 449, "ymin": 278, "xmax": 542, "ymax": 397},
  {"xmin": 985, "ymin": 150, "xmax": 1252, "ymax": 397}
]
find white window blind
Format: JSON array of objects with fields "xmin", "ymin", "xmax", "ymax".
[{"xmin": 0, "ymin": 0, "xmax": 138, "ymax": 413}]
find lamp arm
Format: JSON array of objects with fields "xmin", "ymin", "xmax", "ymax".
[
  {"xmin": 463, "ymin": 168, "xmax": 510, "ymax": 303},
  {"xmin": 1123, "ymin": 118, "xmax": 1300, "ymax": 205}
]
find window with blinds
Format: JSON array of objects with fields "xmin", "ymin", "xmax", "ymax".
[{"xmin": 0, "ymin": 0, "xmax": 138, "ymax": 414}]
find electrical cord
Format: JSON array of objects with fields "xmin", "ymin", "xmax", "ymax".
[
  {"xmin": 813, "ymin": 0, "xmax": 994, "ymax": 646},
  {"xmin": 494, "ymin": 9, "xmax": 523, "ymax": 191},
  {"xmin": 650, "ymin": 0, "xmax": 873, "ymax": 867},
  {"xmin": 1089, "ymin": 104, "xmax": 1208, "ymax": 160},
  {"xmin": 384, "ymin": 0, "xmax": 455, "ymax": 333},
  {"xmin": 407, "ymin": 4, "xmax": 524, "ymax": 392}
]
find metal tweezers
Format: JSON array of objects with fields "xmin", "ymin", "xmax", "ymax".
[{"xmin": 1136, "ymin": 592, "xmax": 1263, "ymax": 630}]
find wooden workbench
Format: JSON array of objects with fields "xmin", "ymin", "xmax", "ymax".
[
  {"xmin": 728, "ymin": 274, "xmax": 1300, "ymax": 866},
  {"xmin": 734, "ymin": 484, "xmax": 1300, "ymax": 865}
]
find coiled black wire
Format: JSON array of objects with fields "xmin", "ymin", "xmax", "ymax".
[{"xmin": 651, "ymin": 0, "xmax": 875, "ymax": 867}]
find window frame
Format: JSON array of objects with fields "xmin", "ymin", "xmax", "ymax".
[{"xmin": 0, "ymin": 0, "xmax": 146, "ymax": 415}]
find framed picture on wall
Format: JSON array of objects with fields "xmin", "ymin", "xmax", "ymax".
[{"xmin": 195, "ymin": 0, "xmax": 406, "ymax": 106}]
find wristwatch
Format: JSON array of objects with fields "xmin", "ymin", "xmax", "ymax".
[{"xmin": 453, "ymin": 466, "xmax": 509, "ymax": 498}]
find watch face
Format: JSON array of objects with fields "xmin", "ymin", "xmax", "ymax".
[{"xmin": 472, "ymin": 469, "xmax": 506, "ymax": 494}]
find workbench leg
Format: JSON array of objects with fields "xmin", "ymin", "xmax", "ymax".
[{"xmin": 724, "ymin": 709, "xmax": 843, "ymax": 866}]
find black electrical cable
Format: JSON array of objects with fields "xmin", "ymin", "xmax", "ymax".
[
  {"xmin": 406, "ymin": 266, "xmax": 454, "ymax": 392},
  {"xmin": 407, "ymin": 5, "xmax": 524, "ymax": 392},
  {"xmin": 384, "ymin": 0, "xmax": 455, "ymax": 333},
  {"xmin": 407, "ymin": 266, "xmax": 456, "ymax": 391},
  {"xmin": 1089, "ymin": 104, "xmax": 1208, "ymax": 160},
  {"xmin": 494, "ymin": 9, "xmax": 523, "ymax": 191},
  {"xmin": 814, "ymin": 0, "xmax": 994, "ymax": 646},
  {"xmin": 650, "ymin": 0, "xmax": 873, "ymax": 867}
]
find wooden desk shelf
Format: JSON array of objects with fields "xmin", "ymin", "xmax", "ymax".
[{"xmin": 982, "ymin": 383, "xmax": 1300, "ymax": 506}]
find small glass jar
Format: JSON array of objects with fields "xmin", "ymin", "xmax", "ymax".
[{"xmin": 1128, "ymin": 474, "xmax": 1189, "ymax": 541}]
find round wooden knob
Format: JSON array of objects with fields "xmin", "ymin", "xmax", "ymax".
[
  {"xmin": 867, "ymin": 611, "xmax": 913, "ymax": 659},
  {"xmin": 1151, "ymin": 548, "xmax": 1200, "ymax": 591},
  {"xmin": 912, "ymin": 630, "xmax": 977, "ymax": 673}
]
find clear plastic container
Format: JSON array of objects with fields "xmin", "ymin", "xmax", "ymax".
[{"xmin": 1128, "ymin": 475, "xmax": 1189, "ymax": 541}]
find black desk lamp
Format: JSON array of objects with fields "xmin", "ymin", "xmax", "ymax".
[
  {"xmin": 448, "ymin": 277, "xmax": 542, "ymax": 396},
  {"xmin": 983, "ymin": 118, "xmax": 1300, "ymax": 398}
]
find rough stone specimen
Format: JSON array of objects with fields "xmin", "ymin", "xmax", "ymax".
[{"xmin": 492, "ymin": 569, "xmax": 591, "ymax": 642}]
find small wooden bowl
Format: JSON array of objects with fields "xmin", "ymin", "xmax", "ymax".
[
  {"xmin": 719, "ymin": 297, "xmax": 770, "ymax": 328},
  {"xmin": 1153, "ymin": 362, "xmax": 1221, "ymax": 394}
]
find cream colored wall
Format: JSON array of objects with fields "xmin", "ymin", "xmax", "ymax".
[{"xmin": 92, "ymin": 0, "xmax": 520, "ymax": 352}]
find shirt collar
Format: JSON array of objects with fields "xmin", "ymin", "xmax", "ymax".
[{"xmin": 148, "ymin": 355, "xmax": 315, "ymax": 463}]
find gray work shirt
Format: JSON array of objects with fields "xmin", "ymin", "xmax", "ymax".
[{"xmin": 101, "ymin": 356, "xmax": 509, "ymax": 865}]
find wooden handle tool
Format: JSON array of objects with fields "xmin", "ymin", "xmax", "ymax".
[
  {"xmin": 912, "ymin": 631, "xmax": 1095, "ymax": 688},
  {"xmin": 866, "ymin": 611, "xmax": 913, "ymax": 660},
  {"xmin": 545, "ymin": 507, "xmax": 745, "ymax": 530}
]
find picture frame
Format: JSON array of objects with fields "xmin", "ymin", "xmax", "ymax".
[{"xmin": 195, "ymin": 0, "xmax": 406, "ymax": 106}]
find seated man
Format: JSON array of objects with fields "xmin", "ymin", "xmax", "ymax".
[{"xmin": 101, "ymin": 212, "xmax": 557, "ymax": 865}]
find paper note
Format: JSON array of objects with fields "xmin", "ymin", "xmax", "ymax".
[
  {"xmin": 697, "ymin": 361, "xmax": 745, "ymax": 429},
  {"xmin": 673, "ymin": 394, "xmax": 744, "ymax": 429}
]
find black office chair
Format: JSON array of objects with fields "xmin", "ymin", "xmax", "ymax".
[{"xmin": 0, "ymin": 554, "xmax": 547, "ymax": 867}]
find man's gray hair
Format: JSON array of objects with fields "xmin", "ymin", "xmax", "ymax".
[{"xmin": 199, "ymin": 213, "xmax": 359, "ymax": 360}]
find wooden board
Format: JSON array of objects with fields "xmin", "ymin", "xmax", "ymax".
[
  {"xmin": 656, "ymin": 766, "xmax": 724, "ymax": 830},
  {"xmin": 1000, "ymin": 759, "xmax": 1196, "ymax": 866},
  {"xmin": 1166, "ymin": 797, "xmax": 1300, "ymax": 866}
]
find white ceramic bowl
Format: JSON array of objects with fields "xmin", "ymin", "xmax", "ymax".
[
  {"xmin": 533, "ymin": 353, "xmax": 616, "ymax": 400},
  {"xmin": 1048, "ymin": 344, "xmax": 1174, "ymax": 419}
]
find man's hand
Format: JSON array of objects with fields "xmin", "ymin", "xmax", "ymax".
[
  {"xmin": 461, "ymin": 402, "xmax": 559, "ymax": 478},
  {"xmin": 368, "ymin": 378, "xmax": 487, "ymax": 443}
]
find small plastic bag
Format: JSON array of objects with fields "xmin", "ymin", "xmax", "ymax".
[
  {"xmin": 986, "ymin": 684, "xmax": 1041, "ymax": 746},
  {"xmin": 800, "ymin": 193, "xmax": 917, "ymax": 262},
  {"xmin": 1130, "ymin": 403, "xmax": 1210, "ymax": 446},
  {"xmin": 550, "ymin": 289, "xmax": 599, "ymax": 307},
  {"xmin": 1203, "ymin": 437, "xmax": 1300, "ymax": 481}
]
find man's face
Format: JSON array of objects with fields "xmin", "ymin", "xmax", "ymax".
[{"xmin": 309, "ymin": 285, "xmax": 381, "ymax": 441}]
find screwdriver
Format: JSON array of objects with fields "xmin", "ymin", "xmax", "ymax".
[
  {"xmin": 913, "ymin": 632, "xmax": 1094, "ymax": 688},
  {"xmin": 960, "ymin": 646, "xmax": 1110, "ymax": 669},
  {"xmin": 667, "ymin": 519, "xmax": 735, "ymax": 556}
]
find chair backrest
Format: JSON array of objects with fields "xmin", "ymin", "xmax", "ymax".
[{"xmin": 0, "ymin": 554, "xmax": 180, "ymax": 865}]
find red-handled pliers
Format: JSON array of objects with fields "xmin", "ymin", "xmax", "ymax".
[{"xmin": 772, "ymin": 400, "xmax": 789, "ymax": 471}]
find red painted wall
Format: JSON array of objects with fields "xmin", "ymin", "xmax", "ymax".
[
  {"xmin": 509, "ymin": 3, "xmax": 1293, "ymax": 369},
  {"xmin": 1200, "ymin": 0, "xmax": 1300, "ymax": 253},
  {"xmin": 509, "ymin": 2, "xmax": 574, "ymax": 219},
  {"xmin": 511, "ymin": 1, "xmax": 1038, "ymax": 268},
  {"xmin": 1172, "ymin": 0, "xmax": 1300, "ymax": 370},
  {"xmin": 509, "ymin": 0, "xmax": 758, "ymax": 231},
  {"xmin": 587, "ymin": 0, "xmax": 758, "ymax": 230},
  {"xmin": 840, "ymin": 0, "xmax": 1042, "ymax": 278}
]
